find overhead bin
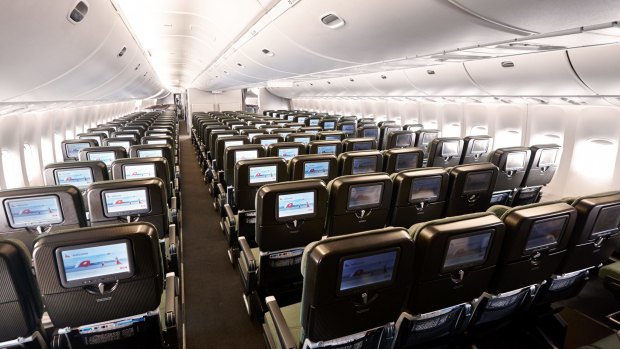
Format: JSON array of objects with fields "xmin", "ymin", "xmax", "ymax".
[
  {"xmin": 568, "ymin": 44, "xmax": 620, "ymax": 96},
  {"xmin": 404, "ymin": 62, "xmax": 488, "ymax": 96},
  {"xmin": 0, "ymin": 1, "xmax": 163, "ymax": 102},
  {"xmin": 363, "ymin": 71, "xmax": 425, "ymax": 96},
  {"xmin": 272, "ymin": 0, "xmax": 524, "ymax": 64},
  {"xmin": 449, "ymin": 0, "xmax": 620, "ymax": 34},
  {"xmin": 464, "ymin": 50, "xmax": 594, "ymax": 96}
]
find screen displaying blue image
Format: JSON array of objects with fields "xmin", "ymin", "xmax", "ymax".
[
  {"xmin": 304, "ymin": 130, "xmax": 319, "ymax": 135},
  {"xmin": 103, "ymin": 188, "xmax": 149, "ymax": 216},
  {"xmin": 410, "ymin": 176, "xmax": 441, "ymax": 202},
  {"xmin": 277, "ymin": 191, "xmax": 315, "ymax": 219},
  {"xmin": 443, "ymin": 231, "xmax": 492, "ymax": 271},
  {"xmin": 278, "ymin": 148, "xmax": 299, "ymax": 161},
  {"xmin": 341, "ymin": 124, "xmax": 355, "ymax": 134},
  {"xmin": 317, "ymin": 145, "xmax": 337, "ymax": 154},
  {"xmin": 325, "ymin": 135, "xmax": 341, "ymax": 141},
  {"xmin": 58, "ymin": 241, "xmax": 133, "ymax": 287},
  {"xmin": 87, "ymin": 151, "xmax": 116, "ymax": 166},
  {"xmin": 323, "ymin": 121, "xmax": 335, "ymax": 130},
  {"xmin": 249, "ymin": 165, "xmax": 277, "ymax": 184},
  {"xmin": 309, "ymin": 119, "xmax": 320, "ymax": 126},
  {"xmin": 396, "ymin": 153, "xmax": 419, "ymax": 171},
  {"xmin": 339, "ymin": 250, "xmax": 397, "ymax": 292},
  {"xmin": 5, "ymin": 196, "xmax": 63, "ymax": 228},
  {"xmin": 55, "ymin": 168, "xmax": 93, "ymax": 191},
  {"xmin": 124, "ymin": 164, "xmax": 156, "ymax": 179},
  {"xmin": 352, "ymin": 157, "xmax": 377, "ymax": 174},
  {"xmin": 353, "ymin": 142, "xmax": 373, "ymax": 151},
  {"xmin": 65, "ymin": 142, "xmax": 90, "ymax": 159},
  {"xmin": 304, "ymin": 161, "xmax": 329, "ymax": 179},
  {"xmin": 137, "ymin": 149, "xmax": 163, "ymax": 158},
  {"xmin": 297, "ymin": 117, "xmax": 307, "ymax": 123},
  {"xmin": 363, "ymin": 129, "xmax": 378, "ymax": 139},
  {"xmin": 293, "ymin": 137, "xmax": 311, "ymax": 145},
  {"xmin": 524, "ymin": 216, "xmax": 567, "ymax": 253}
]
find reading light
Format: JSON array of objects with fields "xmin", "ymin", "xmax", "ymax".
[{"xmin": 262, "ymin": 48, "xmax": 275, "ymax": 56}]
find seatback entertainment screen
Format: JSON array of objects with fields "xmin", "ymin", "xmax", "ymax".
[
  {"xmin": 5, "ymin": 195, "xmax": 63, "ymax": 228},
  {"xmin": 55, "ymin": 168, "xmax": 94, "ymax": 191}
]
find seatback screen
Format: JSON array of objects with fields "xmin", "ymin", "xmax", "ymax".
[
  {"xmin": 235, "ymin": 150, "xmax": 258, "ymax": 162},
  {"xmin": 249, "ymin": 165, "xmax": 277, "ymax": 185},
  {"xmin": 137, "ymin": 149, "xmax": 163, "ymax": 158},
  {"xmin": 146, "ymin": 139, "xmax": 167, "ymax": 145},
  {"xmin": 410, "ymin": 176, "xmax": 441, "ymax": 202},
  {"xmin": 5, "ymin": 195, "xmax": 63, "ymax": 228},
  {"xmin": 341, "ymin": 124, "xmax": 355, "ymax": 134},
  {"xmin": 277, "ymin": 191, "xmax": 315, "ymax": 219},
  {"xmin": 309, "ymin": 119, "xmax": 320, "ymax": 126},
  {"xmin": 421, "ymin": 132, "xmax": 437, "ymax": 146},
  {"xmin": 56, "ymin": 240, "xmax": 134, "ymax": 288},
  {"xmin": 505, "ymin": 152, "xmax": 526, "ymax": 171},
  {"xmin": 395, "ymin": 134, "xmax": 412, "ymax": 147},
  {"xmin": 442, "ymin": 230, "xmax": 492, "ymax": 272},
  {"xmin": 348, "ymin": 183, "xmax": 383, "ymax": 210},
  {"xmin": 441, "ymin": 141, "xmax": 460, "ymax": 157},
  {"xmin": 395, "ymin": 153, "xmax": 419, "ymax": 171},
  {"xmin": 317, "ymin": 145, "xmax": 337, "ymax": 154},
  {"xmin": 470, "ymin": 139, "xmax": 489, "ymax": 154},
  {"xmin": 124, "ymin": 164, "xmax": 156, "ymax": 179},
  {"xmin": 103, "ymin": 188, "xmax": 150, "ymax": 217},
  {"xmin": 363, "ymin": 128, "xmax": 378, "ymax": 139},
  {"xmin": 224, "ymin": 140, "xmax": 244, "ymax": 149},
  {"xmin": 303, "ymin": 161, "xmax": 329, "ymax": 179},
  {"xmin": 108, "ymin": 141, "xmax": 131, "ymax": 152},
  {"xmin": 352, "ymin": 142, "xmax": 373, "ymax": 151},
  {"xmin": 55, "ymin": 168, "xmax": 93, "ymax": 191},
  {"xmin": 352, "ymin": 157, "xmax": 377, "ymax": 174},
  {"xmin": 463, "ymin": 171, "xmax": 492, "ymax": 194},
  {"xmin": 65, "ymin": 142, "xmax": 90, "ymax": 159},
  {"xmin": 325, "ymin": 135, "xmax": 341, "ymax": 141},
  {"xmin": 87, "ymin": 151, "xmax": 116, "ymax": 166},
  {"xmin": 591, "ymin": 205, "xmax": 620, "ymax": 238},
  {"xmin": 538, "ymin": 149, "xmax": 558, "ymax": 167},
  {"xmin": 524, "ymin": 216, "xmax": 568, "ymax": 253},
  {"xmin": 260, "ymin": 138, "xmax": 279, "ymax": 147},
  {"xmin": 293, "ymin": 137, "xmax": 311, "ymax": 145},
  {"xmin": 323, "ymin": 121, "xmax": 336, "ymax": 130},
  {"xmin": 339, "ymin": 249, "xmax": 398, "ymax": 293}
]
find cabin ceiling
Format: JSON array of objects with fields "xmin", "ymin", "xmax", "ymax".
[{"xmin": 114, "ymin": 0, "xmax": 620, "ymax": 95}]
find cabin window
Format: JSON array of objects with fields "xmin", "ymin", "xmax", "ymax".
[
  {"xmin": 443, "ymin": 122, "xmax": 461, "ymax": 137},
  {"xmin": 23, "ymin": 144, "xmax": 41, "ymax": 186},
  {"xmin": 469, "ymin": 125, "xmax": 488, "ymax": 136},
  {"xmin": 494, "ymin": 129, "xmax": 522, "ymax": 149},
  {"xmin": 570, "ymin": 138, "xmax": 617, "ymax": 181},
  {"xmin": 54, "ymin": 133, "xmax": 65, "ymax": 162},
  {"xmin": 1, "ymin": 150, "xmax": 24, "ymax": 189}
]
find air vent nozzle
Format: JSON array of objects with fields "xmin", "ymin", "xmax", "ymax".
[
  {"xmin": 68, "ymin": 1, "xmax": 88, "ymax": 23},
  {"xmin": 501, "ymin": 61, "xmax": 515, "ymax": 68},
  {"xmin": 321, "ymin": 13, "xmax": 345, "ymax": 29}
]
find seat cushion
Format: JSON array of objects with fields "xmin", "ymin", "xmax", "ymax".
[
  {"xmin": 578, "ymin": 332, "xmax": 620, "ymax": 349},
  {"xmin": 264, "ymin": 302, "xmax": 302, "ymax": 349},
  {"xmin": 599, "ymin": 262, "xmax": 620, "ymax": 280}
]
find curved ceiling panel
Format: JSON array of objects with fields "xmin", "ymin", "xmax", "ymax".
[
  {"xmin": 450, "ymin": 0, "xmax": 620, "ymax": 33},
  {"xmin": 271, "ymin": 0, "xmax": 526, "ymax": 64},
  {"xmin": 464, "ymin": 50, "xmax": 594, "ymax": 96},
  {"xmin": 568, "ymin": 44, "xmax": 620, "ymax": 95},
  {"xmin": 404, "ymin": 63, "xmax": 488, "ymax": 96}
]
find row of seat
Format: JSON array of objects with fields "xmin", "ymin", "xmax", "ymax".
[
  {"xmin": 259, "ymin": 191, "xmax": 620, "ymax": 348},
  {"xmin": 0, "ymin": 109, "xmax": 182, "ymax": 348}
]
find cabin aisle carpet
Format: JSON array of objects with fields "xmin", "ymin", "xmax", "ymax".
[{"xmin": 179, "ymin": 121, "xmax": 265, "ymax": 348}]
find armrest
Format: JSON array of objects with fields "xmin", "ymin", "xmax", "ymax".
[
  {"xmin": 170, "ymin": 196, "xmax": 177, "ymax": 211},
  {"xmin": 174, "ymin": 177, "xmax": 179, "ymax": 190},
  {"xmin": 168, "ymin": 224, "xmax": 177, "ymax": 257},
  {"xmin": 265, "ymin": 296, "xmax": 298, "ymax": 349},
  {"xmin": 165, "ymin": 273, "xmax": 179, "ymax": 328},
  {"xmin": 217, "ymin": 183, "xmax": 226, "ymax": 200},
  {"xmin": 238, "ymin": 237, "xmax": 256, "ymax": 271},
  {"xmin": 224, "ymin": 204, "xmax": 235, "ymax": 227},
  {"xmin": 175, "ymin": 165, "xmax": 180, "ymax": 178}
]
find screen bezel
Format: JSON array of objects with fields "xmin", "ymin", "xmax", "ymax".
[
  {"xmin": 470, "ymin": 139, "xmax": 489, "ymax": 155},
  {"xmin": 123, "ymin": 163, "xmax": 157, "ymax": 179},
  {"xmin": 55, "ymin": 239, "xmax": 135, "ymax": 288},
  {"xmin": 137, "ymin": 149, "xmax": 164, "ymax": 158},
  {"xmin": 64, "ymin": 142, "xmax": 91, "ymax": 159},
  {"xmin": 4, "ymin": 195, "xmax": 64, "ymax": 228},
  {"xmin": 523, "ymin": 215, "xmax": 568, "ymax": 254},
  {"xmin": 336, "ymin": 247, "xmax": 400, "ymax": 296},
  {"xmin": 248, "ymin": 164, "xmax": 278, "ymax": 186},
  {"xmin": 316, "ymin": 145, "xmax": 337, "ymax": 154},
  {"xmin": 395, "ymin": 153, "xmax": 419, "ymax": 171},
  {"xmin": 441, "ymin": 141, "xmax": 460, "ymax": 157},
  {"xmin": 441, "ymin": 229, "xmax": 494, "ymax": 273},
  {"xmin": 235, "ymin": 149, "xmax": 259, "ymax": 163},
  {"xmin": 347, "ymin": 183, "xmax": 384, "ymax": 211},
  {"xmin": 351, "ymin": 156, "xmax": 378, "ymax": 175},
  {"xmin": 409, "ymin": 176, "xmax": 442, "ymax": 203},
  {"xmin": 303, "ymin": 161, "xmax": 330, "ymax": 179},
  {"xmin": 505, "ymin": 152, "xmax": 526, "ymax": 171},
  {"xmin": 102, "ymin": 187, "xmax": 151, "ymax": 217},
  {"xmin": 275, "ymin": 190, "xmax": 317, "ymax": 222},
  {"xmin": 277, "ymin": 147, "xmax": 299, "ymax": 161},
  {"xmin": 462, "ymin": 171, "xmax": 492, "ymax": 194},
  {"xmin": 86, "ymin": 151, "xmax": 116, "ymax": 166},
  {"xmin": 590, "ymin": 204, "xmax": 620, "ymax": 239},
  {"xmin": 538, "ymin": 148, "xmax": 558, "ymax": 167},
  {"xmin": 54, "ymin": 167, "xmax": 94, "ymax": 191}
]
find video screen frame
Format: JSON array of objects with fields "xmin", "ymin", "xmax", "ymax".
[
  {"xmin": 55, "ymin": 239, "xmax": 135, "ymax": 288},
  {"xmin": 248, "ymin": 165, "xmax": 278, "ymax": 185},
  {"xmin": 137, "ymin": 149, "xmax": 164, "ymax": 158},
  {"xmin": 337, "ymin": 247, "xmax": 400, "ymax": 295},
  {"xmin": 395, "ymin": 152, "xmax": 419, "ymax": 171},
  {"xmin": 102, "ymin": 187, "xmax": 151, "ymax": 217},
  {"xmin": 54, "ymin": 167, "xmax": 94, "ymax": 191},
  {"xmin": 409, "ymin": 176, "xmax": 442, "ymax": 203},
  {"xmin": 351, "ymin": 156, "xmax": 378, "ymax": 174},
  {"xmin": 275, "ymin": 190, "xmax": 317, "ymax": 221},
  {"xmin": 463, "ymin": 171, "xmax": 492, "ymax": 194},
  {"xmin": 65, "ymin": 142, "xmax": 91, "ymax": 159},
  {"xmin": 505, "ymin": 152, "xmax": 526, "ymax": 171},
  {"xmin": 591, "ymin": 205, "xmax": 620, "ymax": 238},
  {"xmin": 523, "ymin": 215, "xmax": 568, "ymax": 254},
  {"xmin": 303, "ymin": 161, "xmax": 330, "ymax": 179},
  {"xmin": 123, "ymin": 163, "xmax": 157, "ymax": 179},
  {"xmin": 347, "ymin": 183, "xmax": 384, "ymax": 211},
  {"xmin": 441, "ymin": 230, "xmax": 493, "ymax": 273},
  {"xmin": 4, "ymin": 195, "xmax": 64, "ymax": 228},
  {"xmin": 441, "ymin": 141, "xmax": 460, "ymax": 157}
]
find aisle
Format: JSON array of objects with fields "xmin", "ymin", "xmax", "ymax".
[{"xmin": 179, "ymin": 121, "xmax": 265, "ymax": 348}]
